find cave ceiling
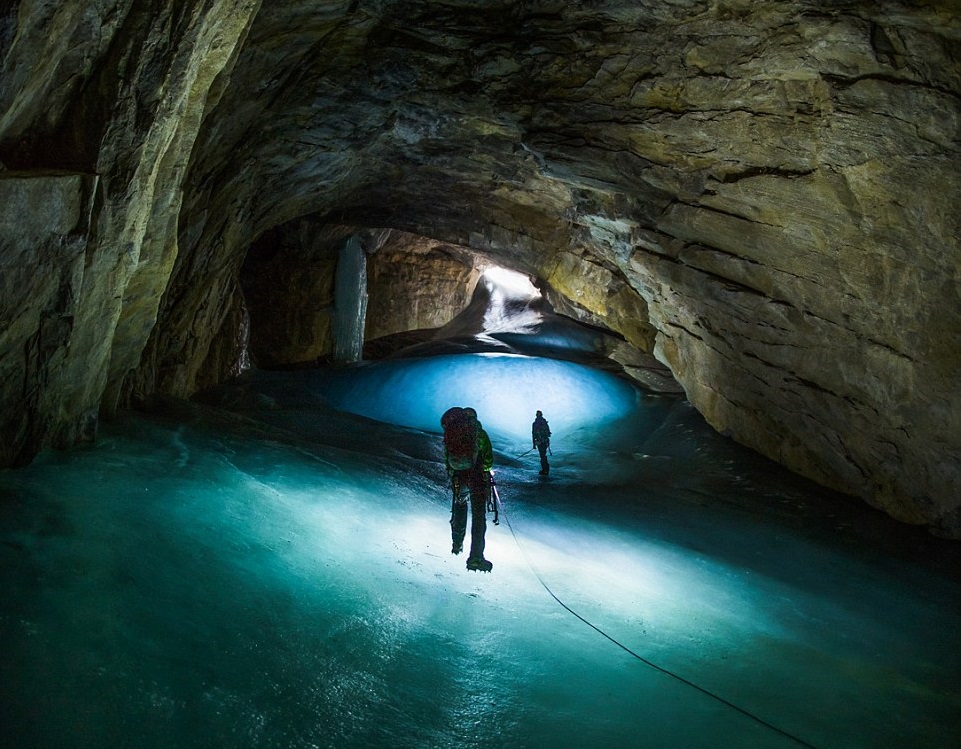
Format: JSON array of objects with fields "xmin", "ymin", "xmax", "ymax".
[{"xmin": 0, "ymin": 0, "xmax": 959, "ymax": 536}]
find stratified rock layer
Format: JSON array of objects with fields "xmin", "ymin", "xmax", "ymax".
[{"xmin": 1, "ymin": 1, "xmax": 959, "ymax": 536}]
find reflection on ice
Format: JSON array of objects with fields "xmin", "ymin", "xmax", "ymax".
[{"xmin": 1, "ymin": 358, "xmax": 960, "ymax": 749}]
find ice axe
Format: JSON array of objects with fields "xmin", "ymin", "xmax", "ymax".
[{"xmin": 488, "ymin": 475, "xmax": 501, "ymax": 525}]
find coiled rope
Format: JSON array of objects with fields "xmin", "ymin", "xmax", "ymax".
[{"xmin": 495, "ymin": 496, "xmax": 822, "ymax": 749}]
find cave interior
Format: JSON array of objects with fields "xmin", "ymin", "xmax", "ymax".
[{"xmin": 1, "ymin": 1, "xmax": 961, "ymax": 747}]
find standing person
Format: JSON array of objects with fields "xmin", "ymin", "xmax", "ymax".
[
  {"xmin": 441, "ymin": 407, "xmax": 494, "ymax": 572},
  {"xmin": 532, "ymin": 410, "xmax": 551, "ymax": 475}
]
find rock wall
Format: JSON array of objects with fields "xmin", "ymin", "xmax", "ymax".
[
  {"xmin": 1, "ymin": 0, "xmax": 959, "ymax": 536},
  {"xmin": 366, "ymin": 232, "xmax": 481, "ymax": 342},
  {"xmin": 238, "ymin": 225, "xmax": 482, "ymax": 364},
  {"xmin": 0, "ymin": 172, "xmax": 98, "ymax": 464},
  {"xmin": 240, "ymin": 222, "xmax": 342, "ymax": 368},
  {"xmin": 0, "ymin": 0, "xmax": 263, "ymax": 451}
]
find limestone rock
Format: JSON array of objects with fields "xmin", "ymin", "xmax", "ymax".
[
  {"xmin": 0, "ymin": 172, "xmax": 98, "ymax": 464},
  {"xmin": 0, "ymin": 0, "xmax": 959, "ymax": 537},
  {"xmin": 366, "ymin": 231, "xmax": 482, "ymax": 342}
]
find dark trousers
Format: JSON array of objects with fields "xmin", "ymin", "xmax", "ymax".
[
  {"xmin": 450, "ymin": 466, "xmax": 490, "ymax": 559},
  {"xmin": 537, "ymin": 442, "xmax": 550, "ymax": 473}
]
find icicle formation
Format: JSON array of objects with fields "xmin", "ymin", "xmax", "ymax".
[{"xmin": 332, "ymin": 234, "xmax": 368, "ymax": 363}]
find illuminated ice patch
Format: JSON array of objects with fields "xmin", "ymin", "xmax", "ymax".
[{"xmin": 317, "ymin": 353, "xmax": 638, "ymax": 443}]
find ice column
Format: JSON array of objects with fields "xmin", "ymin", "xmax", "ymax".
[{"xmin": 332, "ymin": 234, "xmax": 368, "ymax": 363}]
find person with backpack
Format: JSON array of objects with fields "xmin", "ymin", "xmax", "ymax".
[
  {"xmin": 532, "ymin": 410, "xmax": 551, "ymax": 475},
  {"xmin": 441, "ymin": 406, "xmax": 494, "ymax": 572}
]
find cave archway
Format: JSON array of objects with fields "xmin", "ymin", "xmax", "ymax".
[
  {"xmin": 1, "ymin": 0, "xmax": 958, "ymax": 535},
  {"xmin": 234, "ymin": 215, "xmax": 678, "ymax": 399}
]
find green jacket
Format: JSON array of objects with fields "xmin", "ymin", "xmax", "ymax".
[{"xmin": 477, "ymin": 428, "xmax": 493, "ymax": 472}]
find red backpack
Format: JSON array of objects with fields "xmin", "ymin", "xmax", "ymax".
[{"xmin": 442, "ymin": 407, "xmax": 479, "ymax": 471}]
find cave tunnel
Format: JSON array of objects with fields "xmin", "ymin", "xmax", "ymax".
[{"xmin": 1, "ymin": 2, "xmax": 961, "ymax": 748}]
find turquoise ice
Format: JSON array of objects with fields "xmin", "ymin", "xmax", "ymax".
[{"xmin": 1, "ymin": 353, "xmax": 959, "ymax": 749}]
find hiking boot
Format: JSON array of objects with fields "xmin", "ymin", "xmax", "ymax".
[
  {"xmin": 466, "ymin": 557, "xmax": 493, "ymax": 572},
  {"xmin": 451, "ymin": 542, "xmax": 463, "ymax": 555}
]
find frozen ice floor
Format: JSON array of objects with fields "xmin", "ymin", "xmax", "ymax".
[{"xmin": 1, "ymin": 357, "xmax": 959, "ymax": 749}]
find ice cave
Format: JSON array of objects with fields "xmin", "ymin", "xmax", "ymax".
[{"xmin": 1, "ymin": 2, "xmax": 960, "ymax": 748}]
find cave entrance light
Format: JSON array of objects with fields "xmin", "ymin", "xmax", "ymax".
[{"xmin": 480, "ymin": 265, "xmax": 541, "ymax": 334}]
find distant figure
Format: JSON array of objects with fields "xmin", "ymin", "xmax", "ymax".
[
  {"xmin": 441, "ymin": 407, "xmax": 494, "ymax": 572},
  {"xmin": 532, "ymin": 410, "xmax": 552, "ymax": 475}
]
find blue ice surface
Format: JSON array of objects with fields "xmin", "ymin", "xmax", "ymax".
[
  {"xmin": 314, "ymin": 352, "xmax": 642, "ymax": 450},
  {"xmin": 1, "ymin": 353, "xmax": 959, "ymax": 749}
]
